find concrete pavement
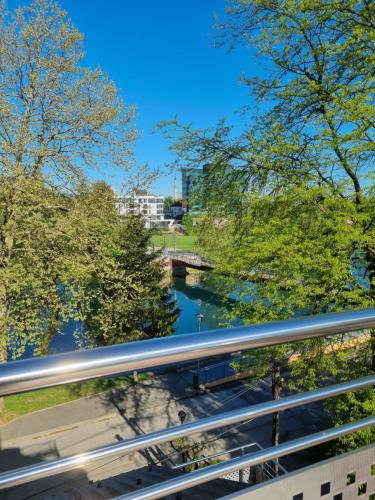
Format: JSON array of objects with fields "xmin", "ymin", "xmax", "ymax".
[{"xmin": 0, "ymin": 371, "xmax": 327, "ymax": 499}]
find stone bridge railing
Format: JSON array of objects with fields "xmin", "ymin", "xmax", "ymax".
[{"xmin": 164, "ymin": 251, "xmax": 215, "ymax": 272}]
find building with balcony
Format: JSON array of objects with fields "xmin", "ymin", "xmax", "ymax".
[{"xmin": 117, "ymin": 192, "xmax": 174, "ymax": 229}]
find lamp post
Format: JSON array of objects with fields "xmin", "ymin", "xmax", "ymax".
[
  {"xmin": 194, "ymin": 313, "xmax": 204, "ymax": 391},
  {"xmin": 177, "ymin": 410, "xmax": 188, "ymax": 472},
  {"xmin": 178, "ymin": 410, "xmax": 187, "ymax": 424}
]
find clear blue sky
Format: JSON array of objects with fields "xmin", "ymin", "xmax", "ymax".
[{"xmin": 13, "ymin": 0, "xmax": 257, "ymax": 195}]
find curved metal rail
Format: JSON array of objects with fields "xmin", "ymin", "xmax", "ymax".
[
  {"xmin": 0, "ymin": 375, "xmax": 373, "ymax": 489},
  {"xmin": 0, "ymin": 308, "xmax": 374, "ymax": 495},
  {"xmin": 115, "ymin": 417, "xmax": 375, "ymax": 500},
  {"xmin": 1, "ymin": 308, "xmax": 374, "ymax": 396}
]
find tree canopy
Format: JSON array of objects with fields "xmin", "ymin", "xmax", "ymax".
[
  {"xmin": 0, "ymin": 0, "xmax": 175, "ymax": 377},
  {"xmin": 162, "ymin": 0, "xmax": 374, "ymax": 451}
]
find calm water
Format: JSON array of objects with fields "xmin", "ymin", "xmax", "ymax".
[
  {"xmin": 45, "ymin": 273, "xmax": 241, "ymax": 356},
  {"xmin": 171, "ymin": 275, "xmax": 241, "ymax": 334}
]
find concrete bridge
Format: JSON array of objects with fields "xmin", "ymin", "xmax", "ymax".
[{"xmin": 162, "ymin": 250, "xmax": 215, "ymax": 277}]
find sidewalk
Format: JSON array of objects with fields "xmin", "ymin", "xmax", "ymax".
[
  {"xmin": 0, "ymin": 371, "xmax": 195, "ymax": 441},
  {"xmin": 0, "ymin": 371, "xmax": 257, "ymax": 499}
]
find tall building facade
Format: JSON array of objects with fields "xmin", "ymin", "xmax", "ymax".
[{"xmin": 181, "ymin": 167, "xmax": 203, "ymax": 211}]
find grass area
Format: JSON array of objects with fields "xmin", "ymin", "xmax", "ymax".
[
  {"xmin": 0, "ymin": 372, "xmax": 149, "ymax": 424},
  {"xmin": 151, "ymin": 233, "xmax": 200, "ymax": 253}
]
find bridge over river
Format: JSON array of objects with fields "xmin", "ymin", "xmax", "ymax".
[{"xmin": 162, "ymin": 250, "xmax": 215, "ymax": 276}]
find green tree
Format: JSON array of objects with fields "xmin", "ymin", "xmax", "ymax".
[
  {"xmin": 83, "ymin": 202, "xmax": 178, "ymax": 346},
  {"xmin": 0, "ymin": 174, "xmax": 89, "ymax": 360},
  {"xmin": 164, "ymin": 196, "xmax": 175, "ymax": 212},
  {"xmin": 162, "ymin": 0, "xmax": 374, "ymax": 451},
  {"xmin": 0, "ymin": 0, "xmax": 136, "ymax": 377}
]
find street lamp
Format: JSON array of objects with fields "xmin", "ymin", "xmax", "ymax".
[
  {"xmin": 178, "ymin": 410, "xmax": 187, "ymax": 424},
  {"xmin": 194, "ymin": 312, "xmax": 204, "ymax": 391},
  {"xmin": 196, "ymin": 312, "xmax": 204, "ymax": 332}
]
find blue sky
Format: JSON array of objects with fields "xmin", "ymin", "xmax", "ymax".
[{"xmin": 12, "ymin": 0, "xmax": 257, "ymax": 195}]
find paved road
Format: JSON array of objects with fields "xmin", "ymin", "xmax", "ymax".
[{"xmin": 0, "ymin": 371, "xmax": 327, "ymax": 499}]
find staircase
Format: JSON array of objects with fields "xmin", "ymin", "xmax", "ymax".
[{"xmin": 33, "ymin": 465, "xmax": 248, "ymax": 499}]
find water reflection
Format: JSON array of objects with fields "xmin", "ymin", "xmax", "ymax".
[
  {"xmin": 16, "ymin": 272, "xmax": 242, "ymax": 358},
  {"xmin": 171, "ymin": 274, "xmax": 240, "ymax": 334}
]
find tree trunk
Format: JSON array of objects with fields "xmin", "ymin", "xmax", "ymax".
[
  {"xmin": 0, "ymin": 344, "xmax": 6, "ymax": 411},
  {"xmin": 271, "ymin": 359, "xmax": 281, "ymax": 475},
  {"xmin": 40, "ymin": 283, "xmax": 59, "ymax": 356},
  {"xmin": 0, "ymin": 287, "xmax": 8, "ymax": 412},
  {"xmin": 40, "ymin": 315, "xmax": 58, "ymax": 356}
]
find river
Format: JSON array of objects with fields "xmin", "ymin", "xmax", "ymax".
[{"xmin": 44, "ymin": 272, "xmax": 241, "ymax": 356}]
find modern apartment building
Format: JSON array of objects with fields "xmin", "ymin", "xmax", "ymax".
[
  {"xmin": 117, "ymin": 193, "xmax": 166, "ymax": 227},
  {"xmin": 181, "ymin": 165, "xmax": 210, "ymax": 211},
  {"xmin": 117, "ymin": 192, "xmax": 177, "ymax": 229}
]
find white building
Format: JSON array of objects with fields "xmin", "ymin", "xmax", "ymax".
[{"xmin": 117, "ymin": 193, "xmax": 174, "ymax": 229}]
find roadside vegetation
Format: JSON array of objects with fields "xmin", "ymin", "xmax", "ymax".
[{"xmin": 1, "ymin": 373, "xmax": 150, "ymax": 424}]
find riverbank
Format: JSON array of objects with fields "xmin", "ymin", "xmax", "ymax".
[
  {"xmin": 1, "ymin": 273, "xmax": 237, "ymax": 423},
  {"xmin": 151, "ymin": 233, "xmax": 200, "ymax": 252}
]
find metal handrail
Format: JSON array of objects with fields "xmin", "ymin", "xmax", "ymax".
[
  {"xmin": 115, "ymin": 416, "xmax": 375, "ymax": 500},
  {"xmin": 1, "ymin": 308, "xmax": 374, "ymax": 396},
  {"xmin": 0, "ymin": 375, "xmax": 373, "ymax": 490}
]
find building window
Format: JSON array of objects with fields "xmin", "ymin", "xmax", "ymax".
[
  {"xmin": 346, "ymin": 472, "xmax": 356, "ymax": 485},
  {"xmin": 358, "ymin": 482, "xmax": 367, "ymax": 496},
  {"xmin": 333, "ymin": 494, "xmax": 342, "ymax": 500},
  {"xmin": 320, "ymin": 482, "xmax": 330, "ymax": 496},
  {"xmin": 292, "ymin": 494, "xmax": 303, "ymax": 500}
]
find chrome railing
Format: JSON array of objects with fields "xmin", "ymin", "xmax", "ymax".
[
  {"xmin": 0, "ymin": 308, "xmax": 374, "ymax": 498},
  {"xmin": 115, "ymin": 418, "xmax": 375, "ymax": 500}
]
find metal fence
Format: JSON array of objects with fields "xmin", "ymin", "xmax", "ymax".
[
  {"xmin": 171, "ymin": 441, "xmax": 288, "ymax": 483},
  {"xmin": 0, "ymin": 308, "xmax": 374, "ymax": 500}
]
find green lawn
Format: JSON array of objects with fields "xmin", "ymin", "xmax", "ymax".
[
  {"xmin": 0, "ymin": 373, "xmax": 149, "ymax": 424},
  {"xmin": 151, "ymin": 233, "xmax": 200, "ymax": 253}
]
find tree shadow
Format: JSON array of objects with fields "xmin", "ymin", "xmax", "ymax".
[
  {"xmin": 97, "ymin": 370, "xmax": 331, "ymax": 474},
  {"xmin": 94, "ymin": 370, "xmax": 267, "ymax": 469},
  {"xmin": 107, "ymin": 389, "xmax": 171, "ymax": 465},
  {"xmin": 0, "ymin": 368, "xmax": 332, "ymax": 498}
]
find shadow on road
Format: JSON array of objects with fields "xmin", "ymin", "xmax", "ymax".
[{"xmin": 0, "ymin": 445, "xmax": 89, "ymax": 500}]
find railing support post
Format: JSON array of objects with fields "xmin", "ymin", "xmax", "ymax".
[{"xmin": 239, "ymin": 447, "xmax": 245, "ymax": 483}]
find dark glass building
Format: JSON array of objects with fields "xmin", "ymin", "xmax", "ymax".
[{"xmin": 181, "ymin": 167, "xmax": 203, "ymax": 211}]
